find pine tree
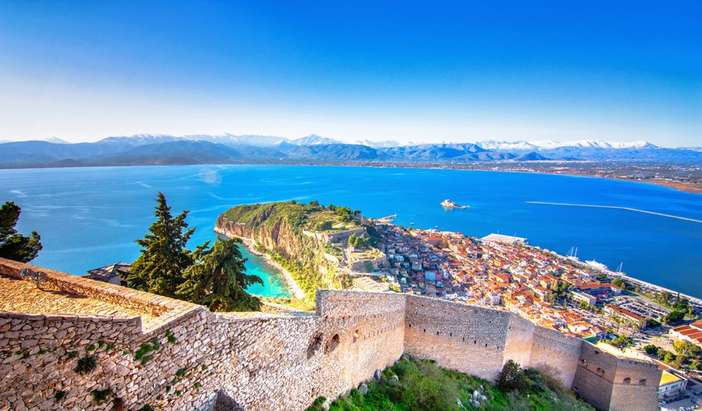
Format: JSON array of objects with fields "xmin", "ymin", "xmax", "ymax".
[
  {"xmin": 126, "ymin": 193, "xmax": 194, "ymax": 297},
  {"xmin": 176, "ymin": 238, "xmax": 262, "ymax": 311},
  {"xmin": 0, "ymin": 201, "xmax": 42, "ymax": 262}
]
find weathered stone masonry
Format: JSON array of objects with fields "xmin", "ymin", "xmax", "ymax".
[{"xmin": 0, "ymin": 258, "xmax": 658, "ymax": 411}]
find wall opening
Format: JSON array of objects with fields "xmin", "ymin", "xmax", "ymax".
[
  {"xmin": 307, "ymin": 334, "xmax": 323, "ymax": 359},
  {"xmin": 353, "ymin": 330, "xmax": 359, "ymax": 343},
  {"xmin": 623, "ymin": 377, "xmax": 631, "ymax": 385},
  {"xmin": 639, "ymin": 379, "xmax": 647, "ymax": 386},
  {"xmin": 325, "ymin": 334, "xmax": 340, "ymax": 354}
]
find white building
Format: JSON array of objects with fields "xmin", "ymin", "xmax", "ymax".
[
  {"xmin": 658, "ymin": 371, "xmax": 687, "ymax": 399},
  {"xmin": 481, "ymin": 233, "xmax": 528, "ymax": 245}
]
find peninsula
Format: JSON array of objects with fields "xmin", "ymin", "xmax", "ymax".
[{"xmin": 215, "ymin": 200, "xmax": 702, "ymax": 407}]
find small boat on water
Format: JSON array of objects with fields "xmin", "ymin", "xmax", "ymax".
[{"xmin": 441, "ymin": 199, "xmax": 469, "ymax": 209}]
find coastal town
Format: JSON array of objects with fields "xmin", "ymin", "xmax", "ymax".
[
  {"xmin": 361, "ymin": 217, "xmax": 702, "ymax": 408},
  {"xmin": 79, "ymin": 199, "xmax": 702, "ymax": 409}
]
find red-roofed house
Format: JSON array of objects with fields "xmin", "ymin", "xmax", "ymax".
[{"xmin": 671, "ymin": 322, "xmax": 702, "ymax": 347}]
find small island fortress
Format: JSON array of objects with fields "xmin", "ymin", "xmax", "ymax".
[
  {"xmin": 1, "ymin": 201, "xmax": 661, "ymax": 411},
  {"xmin": 441, "ymin": 199, "xmax": 469, "ymax": 209}
]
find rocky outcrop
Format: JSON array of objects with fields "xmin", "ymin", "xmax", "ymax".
[{"xmin": 215, "ymin": 210, "xmax": 347, "ymax": 300}]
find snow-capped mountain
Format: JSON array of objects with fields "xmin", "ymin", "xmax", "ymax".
[
  {"xmin": 474, "ymin": 140, "xmax": 539, "ymax": 150},
  {"xmin": 475, "ymin": 139, "xmax": 657, "ymax": 151},
  {"xmin": 186, "ymin": 134, "xmax": 287, "ymax": 147},
  {"xmin": 4, "ymin": 133, "xmax": 700, "ymax": 168},
  {"xmin": 353, "ymin": 139, "xmax": 402, "ymax": 148},
  {"xmin": 98, "ymin": 134, "xmax": 183, "ymax": 146},
  {"xmin": 44, "ymin": 137, "xmax": 69, "ymax": 144},
  {"xmin": 287, "ymin": 135, "xmax": 342, "ymax": 146}
]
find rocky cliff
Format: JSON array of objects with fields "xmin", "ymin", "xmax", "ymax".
[{"xmin": 216, "ymin": 202, "xmax": 383, "ymax": 301}]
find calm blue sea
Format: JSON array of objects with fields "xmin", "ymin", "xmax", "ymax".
[{"xmin": 1, "ymin": 165, "xmax": 700, "ymax": 297}]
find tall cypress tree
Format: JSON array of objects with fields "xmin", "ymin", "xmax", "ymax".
[
  {"xmin": 0, "ymin": 201, "xmax": 42, "ymax": 262},
  {"xmin": 126, "ymin": 193, "xmax": 194, "ymax": 297},
  {"xmin": 176, "ymin": 238, "xmax": 262, "ymax": 311}
]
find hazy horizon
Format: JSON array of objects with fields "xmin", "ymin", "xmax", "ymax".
[
  {"xmin": 0, "ymin": 132, "xmax": 690, "ymax": 149},
  {"xmin": 1, "ymin": 1, "xmax": 700, "ymax": 146}
]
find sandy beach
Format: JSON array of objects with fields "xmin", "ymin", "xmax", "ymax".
[{"xmin": 238, "ymin": 237, "xmax": 306, "ymax": 300}]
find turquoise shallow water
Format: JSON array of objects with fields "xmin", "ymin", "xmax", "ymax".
[
  {"xmin": 1, "ymin": 165, "xmax": 700, "ymax": 297},
  {"xmin": 238, "ymin": 245, "xmax": 290, "ymax": 298}
]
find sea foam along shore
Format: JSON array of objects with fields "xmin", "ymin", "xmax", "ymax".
[{"xmin": 238, "ymin": 237, "xmax": 306, "ymax": 300}]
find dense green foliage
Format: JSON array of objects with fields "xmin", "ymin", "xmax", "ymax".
[
  {"xmin": 496, "ymin": 360, "xmax": 528, "ymax": 392},
  {"xmin": 644, "ymin": 344, "xmax": 659, "ymax": 356},
  {"xmin": 177, "ymin": 238, "xmax": 262, "ymax": 311},
  {"xmin": 0, "ymin": 201, "xmax": 42, "ymax": 262},
  {"xmin": 663, "ymin": 309, "xmax": 686, "ymax": 325},
  {"xmin": 348, "ymin": 234, "xmax": 369, "ymax": 249},
  {"xmin": 222, "ymin": 201, "xmax": 361, "ymax": 234},
  {"xmin": 307, "ymin": 357, "xmax": 593, "ymax": 411},
  {"xmin": 606, "ymin": 335, "xmax": 633, "ymax": 349},
  {"xmin": 126, "ymin": 193, "xmax": 195, "ymax": 297},
  {"xmin": 127, "ymin": 193, "xmax": 261, "ymax": 311},
  {"xmin": 644, "ymin": 340, "xmax": 702, "ymax": 371}
]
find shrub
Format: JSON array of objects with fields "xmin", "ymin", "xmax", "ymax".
[
  {"xmin": 53, "ymin": 390, "xmax": 66, "ymax": 401},
  {"xmin": 90, "ymin": 388, "xmax": 111, "ymax": 404},
  {"xmin": 315, "ymin": 221, "xmax": 333, "ymax": 231},
  {"xmin": 608, "ymin": 335, "xmax": 633, "ymax": 349},
  {"xmin": 497, "ymin": 360, "xmax": 528, "ymax": 392},
  {"xmin": 644, "ymin": 344, "xmax": 659, "ymax": 356},
  {"xmin": 664, "ymin": 310, "xmax": 685, "ymax": 325},
  {"xmin": 306, "ymin": 396, "xmax": 327, "ymax": 411},
  {"xmin": 135, "ymin": 338, "xmax": 161, "ymax": 365},
  {"xmin": 74, "ymin": 356, "xmax": 97, "ymax": 375}
]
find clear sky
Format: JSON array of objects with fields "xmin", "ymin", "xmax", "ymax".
[{"xmin": 0, "ymin": 1, "xmax": 700, "ymax": 146}]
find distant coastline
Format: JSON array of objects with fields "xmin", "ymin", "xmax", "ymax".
[{"xmin": 2, "ymin": 160, "xmax": 700, "ymax": 195}]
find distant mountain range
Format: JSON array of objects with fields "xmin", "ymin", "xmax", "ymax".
[{"xmin": 1, "ymin": 134, "xmax": 701, "ymax": 168}]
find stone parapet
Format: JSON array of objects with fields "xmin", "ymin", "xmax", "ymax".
[{"xmin": 0, "ymin": 259, "xmax": 659, "ymax": 410}]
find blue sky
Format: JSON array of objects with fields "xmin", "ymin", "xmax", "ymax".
[{"xmin": 0, "ymin": 1, "xmax": 700, "ymax": 146}]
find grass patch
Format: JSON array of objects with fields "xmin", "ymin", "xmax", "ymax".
[
  {"xmin": 306, "ymin": 356, "xmax": 594, "ymax": 411},
  {"xmin": 135, "ymin": 338, "xmax": 161, "ymax": 365}
]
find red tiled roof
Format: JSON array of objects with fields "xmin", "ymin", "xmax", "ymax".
[{"xmin": 672, "ymin": 325, "xmax": 702, "ymax": 345}]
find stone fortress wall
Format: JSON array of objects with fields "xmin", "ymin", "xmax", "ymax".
[{"xmin": 0, "ymin": 258, "xmax": 658, "ymax": 411}]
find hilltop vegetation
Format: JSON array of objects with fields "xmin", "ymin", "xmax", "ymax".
[
  {"xmin": 220, "ymin": 201, "xmax": 378, "ymax": 302},
  {"xmin": 307, "ymin": 357, "xmax": 594, "ymax": 411},
  {"xmin": 222, "ymin": 200, "xmax": 361, "ymax": 234}
]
